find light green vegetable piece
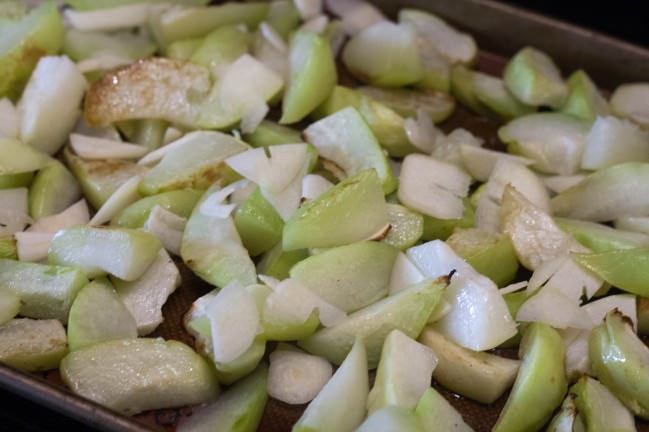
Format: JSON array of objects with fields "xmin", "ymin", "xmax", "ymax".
[
  {"xmin": 280, "ymin": 31, "xmax": 337, "ymax": 124},
  {"xmin": 342, "ymin": 21, "xmax": 423, "ymax": 87},
  {"xmin": 313, "ymin": 85, "xmax": 418, "ymax": 158},
  {"xmin": 177, "ymin": 363, "xmax": 268, "ymax": 432},
  {"xmin": 0, "ymin": 1, "xmax": 64, "ymax": 101},
  {"xmin": 293, "ymin": 339, "xmax": 368, "ymax": 432},
  {"xmin": 0, "ymin": 237, "xmax": 17, "ymax": 260},
  {"xmin": 415, "ymin": 387, "xmax": 474, "ymax": 432},
  {"xmin": 383, "ymin": 203, "xmax": 424, "ymax": 250},
  {"xmin": 358, "ymin": 85, "xmax": 456, "ymax": 123},
  {"xmin": 304, "ymin": 107, "xmax": 397, "ymax": 194},
  {"xmin": 234, "ymin": 187, "xmax": 284, "ymax": 257},
  {"xmin": 0, "ymin": 137, "xmax": 52, "ymax": 175},
  {"xmin": 64, "ymin": 147, "xmax": 147, "ymax": 209},
  {"xmin": 266, "ymin": 0, "xmax": 300, "ymax": 39},
  {"xmin": 560, "ymin": 69, "xmax": 610, "ymax": 122},
  {"xmin": 48, "ymin": 226, "xmax": 161, "ymax": 281},
  {"xmin": 492, "ymin": 322, "xmax": 567, "ymax": 432},
  {"xmin": 282, "ymin": 169, "xmax": 388, "ymax": 251},
  {"xmin": 0, "ymin": 318, "xmax": 67, "ymax": 371},
  {"xmin": 29, "ymin": 160, "xmax": 82, "ymax": 220},
  {"xmin": 190, "ymin": 24, "xmax": 251, "ymax": 69},
  {"xmin": 149, "ymin": 2, "xmax": 269, "ymax": 47},
  {"xmin": 61, "ymin": 338, "xmax": 219, "ymax": 415},
  {"xmin": 0, "ymin": 259, "xmax": 88, "ymax": 321},
  {"xmin": 546, "ymin": 394, "xmax": 585, "ymax": 432},
  {"xmin": 571, "ymin": 375, "xmax": 637, "ymax": 432},
  {"xmin": 139, "ymin": 131, "xmax": 247, "ymax": 196},
  {"xmin": 63, "ymin": 28, "xmax": 156, "ymax": 63},
  {"xmin": 67, "ymin": 279, "xmax": 137, "ymax": 352},
  {"xmin": 356, "ymin": 406, "xmax": 424, "ymax": 432},
  {"xmin": 446, "ymin": 228, "xmax": 519, "ymax": 287},
  {"xmin": 111, "ymin": 189, "xmax": 202, "ymax": 228},
  {"xmin": 367, "ymin": 329, "xmax": 437, "ymax": 414},
  {"xmin": 65, "ymin": 0, "xmax": 210, "ymax": 10},
  {"xmin": 0, "ymin": 171, "xmax": 33, "ymax": 189},
  {"xmin": 503, "ymin": 46, "xmax": 569, "ymax": 109},
  {"xmin": 290, "ymin": 241, "xmax": 399, "ymax": 313},
  {"xmin": 556, "ymin": 217, "xmax": 649, "ymax": 252},
  {"xmin": 0, "ymin": 289, "xmax": 20, "ymax": 325},
  {"xmin": 418, "ymin": 327, "xmax": 520, "ymax": 404},
  {"xmin": 551, "ymin": 162, "xmax": 649, "ymax": 221},
  {"xmin": 421, "ymin": 198, "xmax": 475, "ymax": 241},
  {"xmin": 589, "ymin": 309, "xmax": 649, "ymax": 419},
  {"xmin": 181, "ymin": 183, "xmax": 257, "ymax": 288},
  {"xmin": 256, "ymin": 243, "xmax": 308, "ymax": 280},
  {"xmin": 165, "ymin": 37, "xmax": 202, "ymax": 61},
  {"xmin": 298, "ymin": 278, "xmax": 446, "ymax": 368}
]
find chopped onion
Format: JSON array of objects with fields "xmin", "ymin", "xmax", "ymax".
[
  {"xmin": 76, "ymin": 53, "xmax": 133, "ymax": 74},
  {"xmin": 14, "ymin": 231, "xmax": 54, "ymax": 262},
  {"xmin": 516, "ymin": 285, "xmax": 592, "ymax": 329},
  {"xmin": 240, "ymin": 101, "xmax": 269, "ymax": 134},
  {"xmin": 143, "ymin": 206, "xmax": 187, "ymax": 256},
  {"xmin": 294, "ymin": 0, "xmax": 323, "ymax": 21},
  {"xmin": 199, "ymin": 180, "xmax": 250, "ymax": 218},
  {"xmin": 70, "ymin": 133, "xmax": 148, "ymax": 160},
  {"xmin": 582, "ymin": 294, "xmax": 637, "ymax": 330},
  {"xmin": 264, "ymin": 278, "xmax": 346, "ymax": 327},
  {"xmin": 302, "ymin": 174, "xmax": 334, "ymax": 200},
  {"xmin": 0, "ymin": 188, "xmax": 31, "ymax": 237},
  {"xmin": 403, "ymin": 108, "xmax": 437, "ymax": 153},
  {"xmin": 268, "ymin": 348, "xmax": 333, "ymax": 404},
  {"xmin": 326, "ymin": 0, "xmax": 386, "ymax": 35},
  {"xmin": 499, "ymin": 281, "xmax": 528, "ymax": 295},
  {"xmin": 388, "ymin": 252, "xmax": 425, "ymax": 295},
  {"xmin": 542, "ymin": 174, "xmax": 586, "ymax": 194},
  {"xmin": 207, "ymin": 281, "xmax": 261, "ymax": 363},
  {"xmin": 258, "ymin": 274, "xmax": 281, "ymax": 290},
  {"xmin": 89, "ymin": 175, "xmax": 142, "ymax": 226},
  {"xmin": 28, "ymin": 200, "xmax": 89, "ymax": 232},
  {"xmin": 0, "ymin": 98, "xmax": 19, "ymax": 139}
]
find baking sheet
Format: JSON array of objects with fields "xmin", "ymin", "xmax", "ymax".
[{"xmin": 2, "ymin": 0, "xmax": 649, "ymax": 430}]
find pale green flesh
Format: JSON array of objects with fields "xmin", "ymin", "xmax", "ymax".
[
  {"xmin": 177, "ymin": 364, "xmax": 268, "ymax": 432},
  {"xmin": 48, "ymin": 226, "xmax": 162, "ymax": 281},
  {"xmin": 493, "ymin": 323, "xmax": 567, "ymax": 432},
  {"xmin": 0, "ymin": 259, "xmax": 88, "ymax": 322},
  {"xmin": 67, "ymin": 279, "xmax": 137, "ymax": 352},
  {"xmin": 416, "ymin": 387, "xmax": 474, "ymax": 432},
  {"xmin": 356, "ymin": 406, "xmax": 424, "ymax": 432},
  {"xmin": 61, "ymin": 338, "xmax": 219, "ymax": 415},
  {"xmin": 234, "ymin": 187, "xmax": 284, "ymax": 257},
  {"xmin": 290, "ymin": 241, "xmax": 399, "ymax": 313},
  {"xmin": 282, "ymin": 169, "xmax": 388, "ymax": 251},
  {"xmin": 0, "ymin": 318, "xmax": 67, "ymax": 371},
  {"xmin": 111, "ymin": 189, "xmax": 202, "ymax": 228},
  {"xmin": 298, "ymin": 278, "xmax": 446, "ymax": 368},
  {"xmin": 29, "ymin": 160, "xmax": 82, "ymax": 220},
  {"xmin": 571, "ymin": 375, "xmax": 636, "ymax": 432}
]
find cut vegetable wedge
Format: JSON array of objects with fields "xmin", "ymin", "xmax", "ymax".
[
  {"xmin": 61, "ymin": 338, "xmax": 219, "ymax": 415},
  {"xmin": 0, "ymin": 318, "xmax": 67, "ymax": 371}
]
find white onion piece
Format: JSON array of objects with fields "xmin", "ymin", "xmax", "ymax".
[
  {"xmin": 516, "ymin": 285, "xmax": 592, "ymax": 329},
  {"xmin": 561, "ymin": 328, "xmax": 591, "ymax": 379},
  {"xmin": 301, "ymin": 174, "xmax": 333, "ymax": 200},
  {"xmin": 73, "ymin": 117, "xmax": 121, "ymax": 141},
  {"xmin": 398, "ymin": 154, "xmax": 471, "ymax": 220},
  {"xmin": 137, "ymin": 131, "xmax": 200, "ymax": 166},
  {"xmin": 388, "ymin": 252, "xmax": 425, "ymax": 295},
  {"xmin": 239, "ymin": 101, "xmax": 269, "ymax": 134},
  {"xmin": 260, "ymin": 22, "xmax": 288, "ymax": 53},
  {"xmin": 460, "ymin": 144, "xmax": 534, "ymax": 182},
  {"xmin": 69, "ymin": 133, "xmax": 148, "ymax": 160},
  {"xmin": 499, "ymin": 281, "xmax": 528, "ymax": 295},
  {"xmin": 299, "ymin": 15, "xmax": 329, "ymax": 33},
  {"xmin": 253, "ymin": 29, "xmax": 290, "ymax": 81},
  {"xmin": 115, "ymin": 249, "xmax": 181, "ymax": 335},
  {"xmin": 614, "ymin": 216, "xmax": 649, "ymax": 234},
  {"xmin": 143, "ymin": 205, "xmax": 187, "ymax": 256},
  {"xmin": 199, "ymin": 180, "xmax": 250, "ymax": 218},
  {"xmin": 208, "ymin": 281, "xmax": 260, "ymax": 363},
  {"xmin": 542, "ymin": 174, "xmax": 586, "ymax": 194},
  {"xmin": 0, "ymin": 98, "xmax": 19, "ymax": 139},
  {"xmin": 258, "ymin": 274, "xmax": 281, "ymax": 290},
  {"xmin": 326, "ymin": 0, "xmax": 386, "ymax": 35},
  {"xmin": 433, "ymin": 128, "xmax": 482, "ymax": 166},
  {"xmin": 76, "ymin": 53, "xmax": 132, "ymax": 73},
  {"xmin": 526, "ymin": 255, "xmax": 566, "ymax": 294},
  {"xmin": 582, "ymin": 294, "xmax": 637, "ymax": 330},
  {"xmin": 64, "ymin": 3, "xmax": 170, "ymax": 31},
  {"xmin": 581, "ymin": 116, "xmax": 649, "ymax": 170},
  {"xmin": 403, "ymin": 109, "xmax": 437, "ymax": 153},
  {"xmin": 268, "ymin": 348, "xmax": 333, "ymax": 405},
  {"xmin": 485, "ymin": 159, "xmax": 551, "ymax": 213},
  {"xmin": 610, "ymin": 83, "xmax": 649, "ymax": 129},
  {"xmin": 294, "ymin": 0, "xmax": 323, "ymax": 20},
  {"xmin": 0, "ymin": 188, "xmax": 31, "ymax": 237},
  {"xmin": 427, "ymin": 298, "xmax": 453, "ymax": 323},
  {"xmin": 14, "ymin": 231, "xmax": 54, "ymax": 262},
  {"xmin": 28, "ymin": 200, "xmax": 89, "ymax": 232},
  {"xmin": 264, "ymin": 278, "xmax": 346, "ymax": 327},
  {"xmin": 162, "ymin": 127, "xmax": 183, "ymax": 146},
  {"xmin": 89, "ymin": 175, "xmax": 142, "ymax": 226},
  {"xmin": 542, "ymin": 254, "xmax": 603, "ymax": 302},
  {"xmin": 327, "ymin": 21, "xmax": 347, "ymax": 57}
]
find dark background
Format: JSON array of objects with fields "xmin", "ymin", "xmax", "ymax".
[{"xmin": 1, "ymin": 1, "xmax": 647, "ymax": 431}]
